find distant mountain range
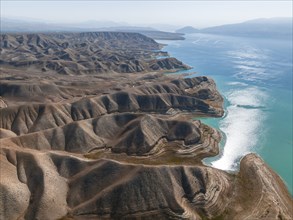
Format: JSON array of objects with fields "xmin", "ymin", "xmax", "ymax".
[
  {"xmin": 176, "ymin": 26, "xmax": 199, "ymax": 34},
  {"xmin": 0, "ymin": 17, "xmax": 184, "ymax": 40},
  {"xmin": 1, "ymin": 17, "xmax": 291, "ymax": 40},
  {"xmin": 1, "ymin": 18, "xmax": 129, "ymax": 32},
  {"xmin": 176, "ymin": 17, "xmax": 292, "ymax": 39}
]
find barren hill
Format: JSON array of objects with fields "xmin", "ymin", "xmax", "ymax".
[
  {"xmin": 0, "ymin": 32, "xmax": 189, "ymax": 75},
  {"xmin": 0, "ymin": 31, "xmax": 292, "ymax": 220}
]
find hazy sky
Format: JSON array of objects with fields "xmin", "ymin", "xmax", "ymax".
[{"xmin": 1, "ymin": 0, "xmax": 292, "ymax": 28}]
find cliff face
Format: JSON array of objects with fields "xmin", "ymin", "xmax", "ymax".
[
  {"xmin": 0, "ymin": 32, "xmax": 190, "ymax": 75},
  {"xmin": 0, "ymin": 32, "xmax": 292, "ymax": 220}
]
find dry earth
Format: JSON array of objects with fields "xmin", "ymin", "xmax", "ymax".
[{"xmin": 0, "ymin": 32, "xmax": 292, "ymax": 220}]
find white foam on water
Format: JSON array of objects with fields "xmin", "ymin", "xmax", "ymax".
[
  {"xmin": 235, "ymin": 65, "xmax": 265, "ymax": 73},
  {"xmin": 227, "ymin": 47, "xmax": 276, "ymax": 83},
  {"xmin": 192, "ymin": 38, "xmax": 210, "ymax": 45},
  {"xmin": 233, "ymin": 64, "xmax": 274, "ymax": 83},
  {"xmin": 227, "ymin": 87, "xmax": 268, "ymax": 107},
  {"xmin": 212, "ymin": 87, "xmax": 267, "ymax": 170},
  {"xmin": 212, "ymin": 46, "xmax": 271, "ymax": 170},
  {"xmin": 192, "ymin": 40, "xmax": 201, "ymax": 44},
  {"xmin": 233, "ymin": 60, "xmax": 264, "ymax": 68},
  {"xmin": 226, "ymin": 81, "xmax": 248, "ymax": 86},
  {"xmin": 227, "ymin": 48, "xmax": 268, "ymax": 60}
]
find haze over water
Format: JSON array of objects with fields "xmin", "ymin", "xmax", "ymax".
[
  {"xmin": 158, "ymin": 33, "xmax": 293, "ymax": 193},
  {"xmin": 2, "ymin": 1, "xmax": 292, "ymax": 29}
]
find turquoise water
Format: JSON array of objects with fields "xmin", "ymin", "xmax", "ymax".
[{"xmin": 158, "ymin": 33, "xmax": 293, "ymax": 194}]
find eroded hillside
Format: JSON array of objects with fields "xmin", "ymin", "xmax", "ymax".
[
  {"xmin": 0, "ymin": 32, "xmax": 292, "ymax": 220},
  {"xmin": 0, "ymin": 32, "xmax": 189, "ymax": 75}
]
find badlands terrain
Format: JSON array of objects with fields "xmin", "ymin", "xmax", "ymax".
[{"xmin": 0, "ymin": 32, "xmax": 292, "ymax": 219}]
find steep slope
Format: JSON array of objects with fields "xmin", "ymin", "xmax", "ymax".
[{"xmin": 1, "ymin": 147, "xmax": 292, "ymax": 220}]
